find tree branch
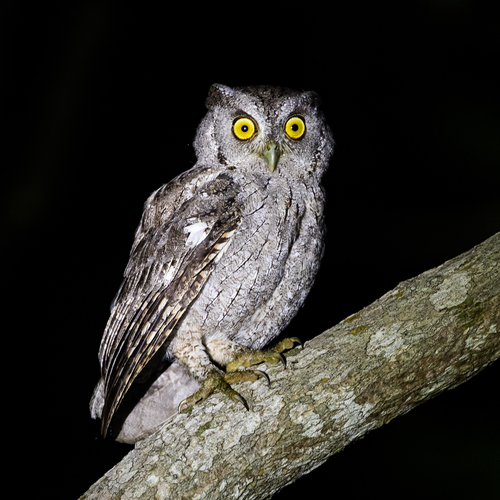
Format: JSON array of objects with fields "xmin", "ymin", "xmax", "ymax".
[{"xmin": 81, "ymin": 232, "xmax": 500, "ymax": 500}]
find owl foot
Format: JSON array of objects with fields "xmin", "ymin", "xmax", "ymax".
[
  {"xmin": 226, "ymin": 337, "xmax": 303, "ymax": 373},
  {"xmin": 178, "ymin": 370, "xmax": 269, "ymax": 414}
]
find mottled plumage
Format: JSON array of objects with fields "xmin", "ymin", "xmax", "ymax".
[{"xmin": 90, "ymin": 84, "xmax": 333, "ymax": 443}]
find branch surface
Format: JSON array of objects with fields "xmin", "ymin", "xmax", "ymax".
[{"xmin": 81, "ymin": 232, "xmax": 500, "ymax": 500}]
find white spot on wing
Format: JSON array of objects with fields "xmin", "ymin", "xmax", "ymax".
[
  {"xmin": 183, "ymin": 222, "xmax": 209, "ymax": 248},
  {"xmin": 165, "ymin": 265, "xmax": 175, "ymax": 282}
]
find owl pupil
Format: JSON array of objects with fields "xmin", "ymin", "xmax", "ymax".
[
  {"xmin": 241, "ymin": 125, "xmax": 248, "ymax": 132},
  {"xmin": 291, "ymin": 124, "xmax": 299, "ymax": 131}
]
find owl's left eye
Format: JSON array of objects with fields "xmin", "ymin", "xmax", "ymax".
[
  {"xmin": 284, "ymin": 116, "xmax": 306, "ymax": 140},
  {"xmin": 232, "ymin": 117, "xmax": 258, "ymax": 141}
]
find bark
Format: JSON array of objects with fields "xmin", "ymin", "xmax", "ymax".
[{"xmin": 80, "ymin": 232, "xmax": 500, "ymax": 500}]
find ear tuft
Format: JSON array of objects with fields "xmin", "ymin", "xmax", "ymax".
[
  {"xmin": 206, "ymin": 84, "xmax": 235, "ymax": 109},
  {"xmin": 301, "ymin": 90, "xmax": 321, "ymax": 109}
]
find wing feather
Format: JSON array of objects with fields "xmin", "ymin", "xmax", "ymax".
[{"xmin": 99, "ymin": 170, "xmax": 242, "ymax": 436}]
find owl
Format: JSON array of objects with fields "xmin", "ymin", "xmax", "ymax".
[{"xmin": 90, "ymin": 84, "xmax": 334, "ymax": 443}]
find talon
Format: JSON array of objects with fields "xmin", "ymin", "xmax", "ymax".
[
  {"xmin": 289, "ymin": 337, "xmax": 303, "ymax": 349},
  {"xmin": 255, "ymin": 369, "xmax": 270, "ymax": 387},
  {"xmin": 178, "ymin": 397, "xmax": 192, "ymax": 414},
  {"xmin": 275, "ymin": 352, "xmax": 286, "ymax": 369},
  {"xmin": 265, "ymin": 351, "xmax": 286, "ymax": 369},
  {"xmin": 272, "ymin": 337, "xmax": 303, "ymax": 353},
  {"xmin": 232, "ymin": 391, "xmax": 249, "ymax": 411}
]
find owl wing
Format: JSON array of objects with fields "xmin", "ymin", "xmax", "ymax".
[{"xmin": 99, "ymin": 170, "xmax": 242, "ymax": 436}]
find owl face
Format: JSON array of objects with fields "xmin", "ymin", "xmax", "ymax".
[{"xmin": 194, "ymin": 84, "xmax": 333, "ymax": 178}]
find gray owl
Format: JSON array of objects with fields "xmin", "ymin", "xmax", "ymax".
[{"xmin": 90, "ymin": 84, "xmax": 334, "ymax": 443}]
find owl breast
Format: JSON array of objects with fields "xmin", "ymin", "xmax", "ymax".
[{"xmin": 171, "ymin": 169, "xmax": 325, "ymax": 351}]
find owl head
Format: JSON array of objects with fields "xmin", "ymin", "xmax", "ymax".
[{"xmin": 194, "ymin": 84, "xmax": 333, "ymax": 179}]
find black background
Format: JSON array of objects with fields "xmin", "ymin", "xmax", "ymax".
[{"xmin": 2, "ymin": 2, "xmax": 499, "ymax": 498}]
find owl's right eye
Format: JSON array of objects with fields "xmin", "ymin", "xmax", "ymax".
[{"xmin": 232, "ymin": 117, "xmax": 258, "ymax": 141}]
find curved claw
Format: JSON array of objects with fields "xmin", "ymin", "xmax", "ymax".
[
  {"xmin": 178, "ymin": 398, "xmax": 189, "ymax": 414},
  {"xmin": 275, "ymin": 352, "xmax": 286, "ymax": 369},
  {"xmin": 231, "ymin": 391, "xmax": 249, "ymax": 411},
  {"xmin": 272, "ymin": 337, "xmax": 303, "ymax": 353},
  {"xmin": 254, "ymin": 369, "xmax": 270, "ymax": 387},
  {"xmin": 288, "ymin": 337, "xmax": 303, "ymax": 349}
]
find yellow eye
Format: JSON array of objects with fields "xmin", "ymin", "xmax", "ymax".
[
  {"xmin": 232, "ymin": 117, "xmax": 257, "ymax": 141},
  {"xmin": 284, "ymin": 116, "xmax": 306, "ymax": 140}
]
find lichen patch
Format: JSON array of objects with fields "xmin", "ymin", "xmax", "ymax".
[
  {"xmin": 367, "ymin": 323, "xmax": 404, "ymax": 358},
  {"xmin": 429, "ymin": 272, "xmax": 470, "ymax": 311}
]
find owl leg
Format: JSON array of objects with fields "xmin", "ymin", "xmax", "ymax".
[
  {"xmin": 174, "ymin": 338, "xmax": 268, "ymax": 414},
  {"xmin": 176, "ymin": 338, "xmax": 301, "ymax": 413},
  {"xmin": 226, "ymin": 337, "xmax": 303, "ymax": 372},
  {"xmin": 177, "ymin": 369, "xmax": 269, "ymax": 414}
]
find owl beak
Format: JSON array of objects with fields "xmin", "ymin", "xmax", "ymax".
[{"xmin": 261, "ymin": 141, "xmax": 280, "ymax": 172}]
